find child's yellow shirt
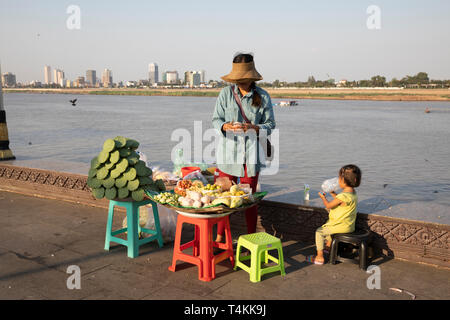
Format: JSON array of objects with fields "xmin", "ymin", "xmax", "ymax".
[{"xmin": 323, "ymin": 192, "xmax": 358, "ymax": 233}]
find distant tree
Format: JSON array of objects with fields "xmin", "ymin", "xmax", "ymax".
[
  {"xmin": 272, "ymin": 79, "xmax": 280, "ymax": 87},
  {"xmin": 370, "ymin": 75, "xmax": 386, "ymax": 87},
  {"xmin": 415, "ymin": 72, "xmax": 429, "ymax": 84}
]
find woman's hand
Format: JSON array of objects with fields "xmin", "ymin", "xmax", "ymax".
[
  {"xmin": 222, "ymin": 122, "xmax": 245, "ymax": 132},
  {"xmin": 243, "ymin": 123, "xmax": 259, "ymax": 133},
  {"xmin": 318, "ymin": 191, "xmax": 326, "ymax": 199}
]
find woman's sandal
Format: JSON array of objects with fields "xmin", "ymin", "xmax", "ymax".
[{"xmin": 305, "ymin": 255, "xmax": 324, "ymax": 265}]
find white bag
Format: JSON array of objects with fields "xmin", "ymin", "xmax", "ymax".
[
  {"xmin": 321, "ymin": 177, "xmax": 340, "ymax": 193},
  {"xmin": 122, "ymin": 204, "xmax": 177, "ymax": 242},
  {"xmin": 143, "ymin": 204, "xmax": 178, "ymax": 242}
]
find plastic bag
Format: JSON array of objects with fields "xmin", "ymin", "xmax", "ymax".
[
  {"xmin": 136, "ymin": 151, "xmax": 148, "ymax": 166},
  {"xmin": 321, "ymin": 177, "xmax": 340, "ymax": 193},
  {"xmin": 144, "ymin": 204, "xmax": 177, "ymax": 242},
  {"xmin": 183, "ymin": 170, "xmax": 208, "ymax": 185},
  {"xmin": 122, "ymin": 204, "xmax": 177, "ymax": 242}
]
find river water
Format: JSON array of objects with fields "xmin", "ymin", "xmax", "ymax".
[{"xmin": 3, "ymin": 93, "xmax": 450, "ymax": 224}]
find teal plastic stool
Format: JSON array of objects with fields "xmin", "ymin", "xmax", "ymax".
[
  {"xmin": 104, "ymin": 198, "xmax": 164, "ymax": 258},
  {"xmin": 234, "ymin": 232, "xmax": 286, "ymax": 283}
]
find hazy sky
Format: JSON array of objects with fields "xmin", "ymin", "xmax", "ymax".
[{"xmin": 1, "ymin": 0, "xmax": 449, "ymax": 83}]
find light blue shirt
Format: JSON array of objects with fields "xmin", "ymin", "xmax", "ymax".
[{"xmin": 212, "ymin": 85, "xmax": 276, "ymax": 177}]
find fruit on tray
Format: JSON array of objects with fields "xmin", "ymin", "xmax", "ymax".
[
  {"xmin": 87, "ymin": 136, "xmax": 163, "ymax": 201},
  {"xmin": 211, "ymin": 197, "xmax": 231, "ymax": 207},
  {"xmin": 230, "ymin": 197, "xmax": 244, "ymax": 208},
  {"xmin": 154, "ymin": 192, "xmax": 179, "ymax": 206},
  {"xmin": 203, "ymin": 183, "xmax": 220, "ymax": 191}
]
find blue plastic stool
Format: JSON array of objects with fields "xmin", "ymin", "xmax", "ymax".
[{"xmin": 104, "ymin": 199, "xmax": 164, "ymax": 258}]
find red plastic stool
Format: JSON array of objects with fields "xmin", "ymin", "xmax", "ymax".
[{"xmin": 168, "ymin": 213, "xmax": 235, "ymax": 282}]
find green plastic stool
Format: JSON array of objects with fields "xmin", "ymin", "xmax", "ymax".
[
  {"xmin": 104, "ymin": 198, "xmax": 164, "ymax": 258},
  {"xmin": 234, "ymin": 232, "xmax": 286, "ymax": 283}
]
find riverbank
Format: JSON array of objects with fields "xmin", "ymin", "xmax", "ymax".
[{"xmin": 4, "ymin": 88, "xmax": 450, "ymax": 101}]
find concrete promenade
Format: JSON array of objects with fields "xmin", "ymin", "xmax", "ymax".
[{"xmin": 0, "ymin": 190, "xmax": 449, "ymax": 300}]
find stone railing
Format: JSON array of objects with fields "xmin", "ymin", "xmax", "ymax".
[{"xmin": 0, "ymin": 163, "xmax": 448, "ymax": 268}]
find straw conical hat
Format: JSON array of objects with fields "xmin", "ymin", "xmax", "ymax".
[{"xmin": 221, "ymin": 61, "xmax": 263, "ymax": 83}]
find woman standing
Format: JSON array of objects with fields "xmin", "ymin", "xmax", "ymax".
[{"xmin": 212, "ymin": 53, "xmax": 276, "ymax": 243}]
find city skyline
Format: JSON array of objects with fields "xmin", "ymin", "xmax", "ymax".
[{"xmin": 1, "ymin": 1, "xmax": 449, "ymax": 84}]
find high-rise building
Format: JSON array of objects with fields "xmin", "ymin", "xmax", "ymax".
[
  {"xmin": 86, "ymin": 70, "xmax": 96, "ymax": 87},
  {"xmin": 184, "ymin": 71, "xmax": 201, "ymax": 87},
  {"xmin": 75, "ymin": 76, "xmax": 85, "ymax": 87},
  {"xmin": 1, "ymin": 73, "xmax": 16, "ymax": 87},
  {"xmin": 164, "ymin": 71, "xmax": 179, "ymax": 84},
  {"xmin": 200, "ymin": 70, "xmax": 206, "ymax": 83},
  {"xmin": 148, "ymin": 63, "xmax": 159, "ymax": 84},
  {"xmin": 101, "ymin": 69, "xmax": 113, "ymax": 87},
  {"xmin": 44, "ymin": 65, "xmax": 52, "ymax": 84},
  {"xmin": 53, "ymin": 69, "xmax": 64, "ymax": 87}
]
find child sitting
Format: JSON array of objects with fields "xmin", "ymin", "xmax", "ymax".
[{"xmin": 306, "ymin": 164, "xmax": 362, "ymax": 265}]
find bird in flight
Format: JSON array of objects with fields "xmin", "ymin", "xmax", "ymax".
[{"xmin": 69, "ymin": 99, "xmax": 77, "ymax": 106}]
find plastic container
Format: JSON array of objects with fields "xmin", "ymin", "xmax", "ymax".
[
  {"xmin": 181, "ymin": 166, "xmax": 201, "ymax": 178},
  {"xmin": 304, "ymin": 184, "xmax": 310, "ymax": 201},
  {"xmin": 321, "ymin": 177, "xmax": 340, "ymax": 193}
]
